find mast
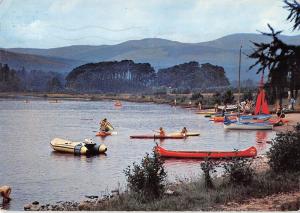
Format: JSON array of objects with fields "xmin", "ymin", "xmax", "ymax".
[{"xmin": 238, "ymin": 45, "xmax": 242, "ymax": 117}]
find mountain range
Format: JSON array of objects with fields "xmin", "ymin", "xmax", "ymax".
[{"xmin": 1, "ymin": 33, "xmax": 300, "ymax": 81}]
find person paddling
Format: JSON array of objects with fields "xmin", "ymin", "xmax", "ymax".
[
  {"xmin": 181, "ymin": 127, "xmax": 188, "ymax": 137},
  {"xmin": 159, "ymin": 127, "xmax": 166, "ymax": 137},
  {"xmin": 99, "ymin": 118, "xmax": 113, "ymax": 132}
]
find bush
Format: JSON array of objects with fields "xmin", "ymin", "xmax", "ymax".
[
  {"xmin": 212, "ymin": 92, "xmax": 222, "ymax": 105},
  {"xmin": 242, "ymin": 90, "xmax": 254, "ymax": 101},
  {"xmin": 124, "ymin": 148, "xmax": 167, "ymax": 201},
  {"xmin": 222, "ymin": 90, "xmax": 235, "ymax": 104},
  {"xmin": 200, "ymin": 160, "xmax": 217, "ymax": 189},
  {"xmin": 267, "ymin": 123, "xmax": 300, "ymax": 173},
  {"xmin": 191, "ymin": 92, "xmax": 203, "ymax": 101},
  {"xmin": 223, "ymin": 158, "xmax": 254, "ymax": 186}
]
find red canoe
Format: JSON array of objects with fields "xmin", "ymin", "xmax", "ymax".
[
  {"xmin": 96, "ymin": 131, "xmax": 112, "ymax": 137},
  {"xmin": 130, "ymin": 135, "xmax": 185, "ymax": 139},
  {"xmin": 155, "ymin": 146, "xmax": 257, "ymax": 159}
]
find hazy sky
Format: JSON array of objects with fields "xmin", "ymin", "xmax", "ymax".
[{"xmin": 0, "ymin": 0, "xmax": 299, "ymax": 48}]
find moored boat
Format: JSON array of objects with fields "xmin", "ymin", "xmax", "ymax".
[
  {"xmin": 224, "ymin": 122, "xmax": 273, "ymax": 130},
  {"xmin": 130, "ymin": 134, "xmax": 185, "ymax": 139},
  {"xmin": 155, "ymin": 145, "xmax": 257, "ymax": 159},
  {"xmin": 169, "ymin": 132, "xmax": 200, "ymax": 137},
  {"xmin": 50, "ymin": 138, "xmax": 107, "ymax": 155}
]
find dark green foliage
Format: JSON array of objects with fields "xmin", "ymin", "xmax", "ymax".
[
  {"xmin": 200, "ymin": 160, "xmax": 217, "ymax": 189},
  {"xmin": 212, "ymin": 92, "xmax": 222, "ymax": 104},
  {"xmin": 66, "ymin": 60, "xmax": 155, "ymax": 93},
  {"xmin": 222, "ymin": 90, "xmax": 235, "ymax": 104},
  {"xmin": 124, "ymin": 149, "xmax": 167, "ymax": 202},
  {"xmin": 284, "ymin": 0, "xmax": 300, "ymax": 31},
  {"xmin": 47, "ymin": 76, "xmax": 63, "ymax": 92},
  {"xmin": 223, "ymin": 158, "xmax": 254, "ymax": 186},
  {"xmin": 0, "ymin": 63, "xmax": 22, "ymax": 91},
  {"xmin": 157, "ymin": 62, "xmax": 229, "ymax": 90},
  {"xmin": 267, "ymin": 123, "xmax": 300, "ymax": 173},
  {"xmin": 249, "ymin": 1, "xmax": 300, "ymax": 102},
  {"xmin": 242, "ymin": 90, "xmax": 254, "ymax": 101},
  {"xmin": 191, "ymin": 92, "xmax": 203, "ymax": 101}
]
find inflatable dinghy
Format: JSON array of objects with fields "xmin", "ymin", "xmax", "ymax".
[{"xmin": 50, "ymin": 138, "xmax": 107, "ymax": 155}]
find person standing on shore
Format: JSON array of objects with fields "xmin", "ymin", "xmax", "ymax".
[{"xmin": 0, "ymin": 185, "xmax": 11, "ymax": 204}]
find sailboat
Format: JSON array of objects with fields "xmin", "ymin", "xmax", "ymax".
[
  {"xmin": 224, "ymin": 46, "xmax": 273, "ymax": 130},
  {"xmin": 240, "ymin": 74, "xmax": 272, "ymax": 121}
]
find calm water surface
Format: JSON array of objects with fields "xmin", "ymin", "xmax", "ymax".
[{"xmin": 0, "ymin": 99, "xmax": 275, "ymax": 210}]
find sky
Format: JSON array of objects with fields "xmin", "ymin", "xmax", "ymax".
[{"xmin": 0, "ymin": 0, "xmax": 299, "ymax": 48}]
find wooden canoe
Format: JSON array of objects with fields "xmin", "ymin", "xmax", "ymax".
[{"xmin": 155, "ymin": 145, "xmax": 257, "ymax": 159}]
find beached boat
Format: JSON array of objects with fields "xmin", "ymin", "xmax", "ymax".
[
  {"xmin": 50, "ymin": 138, "xmax": 107, "ymax": 155},
  {"xmin": 211, "ymin": 116, "xmax": 237, "ymax": 122},
  {"xmin": 130, "ymin": 134, "xmax": 185, "ymax": 139},
  {"xmin": 239, "ymin": 114, "xmax": 272, "ymax": 121},
  {"xmin": 155, "ymin": 145, "xmax": 257, "ymax": 159},
  {"xmin": 224, "ymin": 121, "xmax": 273, "ymax": 130}
]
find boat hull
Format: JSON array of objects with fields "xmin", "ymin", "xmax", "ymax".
[
  {"xmin": 96, "ymin": 131, "xmax": 112, "ymax": 137},
  {"xmin": 50, "ymin": 138, "xmax": 107, "ymax": 155},
  {"xmin": 169, "ymin": 132, "xmax": 200, "ymax": 137},
  {"xmin": 224, "ymin": 123, "xmax": 273, "ymax": 130},
  {"xmin": 155, "ymin": 146, "xmax": 257, "ymax": 159},
  {"xmin": 130, "ymin": 135, "xmax": 185, "ymax": 139}
]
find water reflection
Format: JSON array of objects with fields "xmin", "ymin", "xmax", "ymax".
[{"xmin": 50, "ymin": 151, "xmax": 107, "ymax": 162}]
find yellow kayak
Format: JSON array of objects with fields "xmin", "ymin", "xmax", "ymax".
[
  {"xmin": 169, "ymin": 132, "xmax": 200, "ymax": 137},
  {"xmin": 50, "ymin": 138, "xmax": 107, "ymax": 155}
]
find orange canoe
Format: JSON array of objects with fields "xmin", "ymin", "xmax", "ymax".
[
  {"xmin": 211, "ymin": 116, "xmax": 237, "ymax": 122},
  {"xmin": 155, "ymin": 146, "xmax": 257, "ymax": 159},
  {"xmin": 96, "ymin": 131, "xmax": 112, "ymax": 137}
]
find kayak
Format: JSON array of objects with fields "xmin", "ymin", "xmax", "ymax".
[
  {"xmin": 169, "ymin": 132, "xmax": 200, "ymax": 136},
  {"xmin": 155, "ymin": 145, "xmax": 257, "ymax": 159},
  {"xmin": 224, "ymin": 122, "xmax": 273, "ymax": 130},
  {"xmin": 96, "ymin": 131, "xmax": 112, "ymax": 137},
  {"xmin": 50, "ymin": 138, "xmax": 107, "ymax": 155},
  {"xmin": 130, "ymin": 134, "xmax": 185, "ymax": 139}
]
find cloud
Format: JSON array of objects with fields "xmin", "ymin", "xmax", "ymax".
[
  {"xmin": 49, "ymin": 0, "xmax": 81, "ymax": 13},
  {"xmin": 0, "ymin": 0, "xmax": 299, "ymax": 48}
]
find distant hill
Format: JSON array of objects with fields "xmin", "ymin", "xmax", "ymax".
[
  {"xmin": 0, "ymin": 49, "xmax": 84, "ymax": 73},
  {"xmin": 6, "ymin": 33, "xmax": 300, "ymax": 81}
]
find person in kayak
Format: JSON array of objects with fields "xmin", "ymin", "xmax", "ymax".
[
  {"xmin": 0, "ymin": 185, "xmax": 11, "ymax": 204},
  {"xmin": 181, "ymin": 127, "xmax": 188, "ymax": 136},
  {"xmin": 159, "ymin": 127, "xmax": 166, "ymax": 137},
  {"xmin": 100, "ymin": 118, "xmax": 113, "ymax": 132}
]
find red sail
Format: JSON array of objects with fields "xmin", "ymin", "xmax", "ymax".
[
  {"xmin": 255, "ymin": 73, "xmax": 270, "ymax": 115},
  {"xmin": 255, "ymin": 89, "xmax": 270, "ymax": 115}
]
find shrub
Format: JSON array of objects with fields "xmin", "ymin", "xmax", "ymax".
[
  {"xmin": 200, "ymin": 160, "xmax": 217, "ymax": 189},
  {"xmin": 267, "ymin": 123, "xmax": 300, "ymax": 173},
  {"xmin": 223, "ymin": 158, "xmax": 254, "ymax": 186},
  {"xmin": 191, "ymin": 92, "xmax": 204, "ymax": 101},
  {"xmin": 222, "ymin": 90, "xmax": 235, "ymax": 104},
  {"xmin": 242, "ymin": 90, "xmax": 254, "ymax": 101},
  {"xmin": 212, "ymin": 92, "xmax": 222, "ymax": 105},
  {"xmin": 124, "ymin": 148, "xmax": 167, "ymax": 202}
]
